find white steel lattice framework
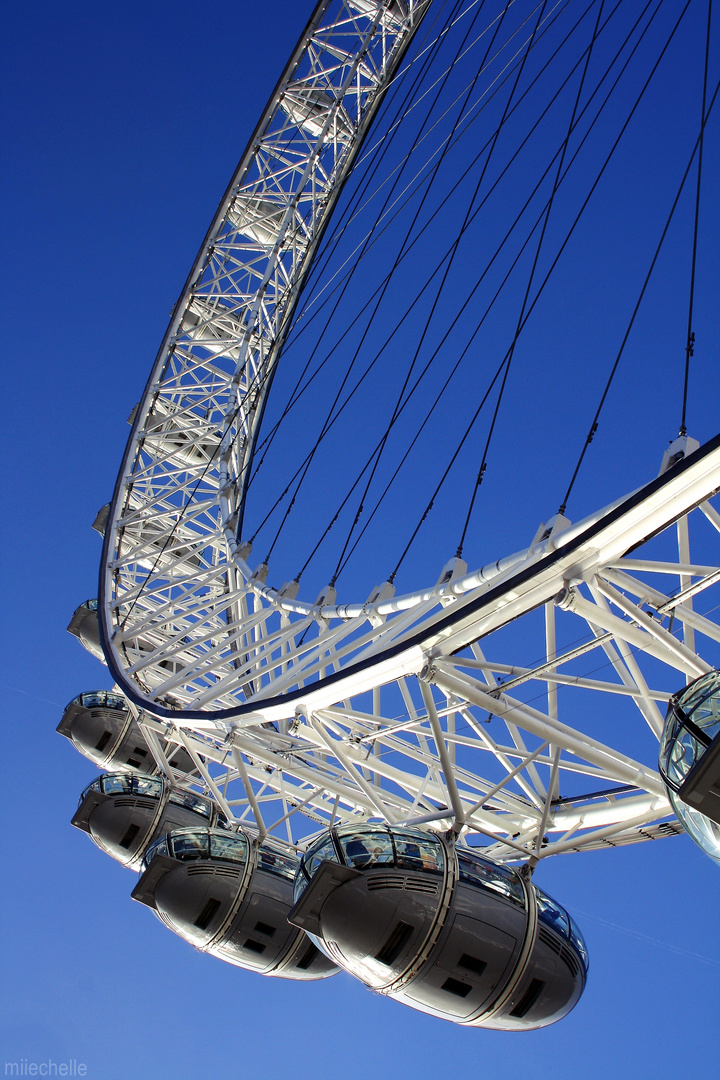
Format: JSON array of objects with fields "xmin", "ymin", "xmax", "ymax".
[{"xmin": 97, "ymin": 0, "xmax": 720, "ymax": 864}]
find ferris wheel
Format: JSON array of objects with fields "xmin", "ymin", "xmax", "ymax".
[{"xmin": 62, "ymin": 0, "xmax": 720, "ymax": 1029}]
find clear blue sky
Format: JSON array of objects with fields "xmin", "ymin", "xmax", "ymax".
[{"xmin": 2, "ymin": 3, "xmax": 719, "ymax": 1078}]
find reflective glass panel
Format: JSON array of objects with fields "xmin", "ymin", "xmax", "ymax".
[
  {"xmin": 660, "ymin": 672, "xmax": 720, "ymax": 789},
  {"xmin": 676, "ymin": 671, "xmax": 720, "ymax": 732},
  {"xmin": 210, "ymin": 832, "xmax": 248, "ymax": 865},
  {"xmin": 105, "ymin": 693, "xmax": 127, "ymax": 712},
  {"xmin": 669, "ymin": 788, "xmax": 720, "ymax": 867},
  {"xmin": 79, "ymin": 777, "xmax": 103, "ymax": 804},
  {"xmin": 80, "ymin": 692, "xmax": 103, "ymax": 708},
  {"xmin": 457, "ymin": 850, "xmax": 525, "ymax": 907},
  {"xmin": 392, "ymin": 830, "xmax": 444, "ymax": 874},
  {"xmin": 302, "ymin": 835, "xmax": 339, "ymax": 879},
  {"xmin": 143, "ymin": 836, "xmax": 169, "ymax": 867},
  {"xmin": 669, "ymin": 725, "xmax": 704, "ymax": 788},
  {"xmin": 168, "ymin": 789, "xmax": 213, "ymax": 817},
  {"xmin": 171, "ymin": 831, "xmax": 210, "ymax": 861},
  {"xmin": 78, "ymin": 690, "xmax": 127, "ymax": 711},
  {"xmin": 258, "ymin": 839, "xmax": 297, "ymax": 880},
  {"xmin": 535, "ymin": 886, "xmax": 570, "ymax": 938},
  {"xmin": 336, "ymin": 827, "xmax": 394, "ymax": 869},
  {"xmin": 133, "ymin": 775, "xmax": 163, "ymax": 799},
  {"xmin": 101, "ymin": 774, "xmax": 131, "ymax": 795}
]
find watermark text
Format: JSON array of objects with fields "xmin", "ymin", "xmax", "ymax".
[{"xmin": 5, "ymin": 1062, "xmax": 87, "ymax": 1077}]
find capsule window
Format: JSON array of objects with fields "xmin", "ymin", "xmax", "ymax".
[
  {"xmin": 441, "ymin": 977, "xmax": 472, "ymax": 998},
  {"xmin": 172, "ymin": 832, "xmax": 210, "ymax": 861},
  {"xmin": 457, "ymin": 852, "xmax": 525, "ymax": 907},
  {"xmin": 392, "ymin": 831, "xmax": 443, "ymax": 874},
  {"xmin": 302, "ymin": 836, "xmax": 340, "ymax": 879},
  {"xmin": 375, "ymin": 922, "xmax": 414, "ymax": 967},
  {"xmin": 337, "ymin": 829, "xmax": 394, "ymax": 869},
  {"xmin": 119, "ymin": 824, "xmax": 140, "ymax": 850},
  {"xmin": 510, "ymin": 978, "xmax": 545, "ymax": 1018},
  {"xmin": 208, "ymin": 832, "xmax": 247, "ymax": 865},
  {"xmin": 258, "ymin": 840, "xmax": 298, "ymax": 881},
  {"xmin": 168, "ymin": 790, "xmax": 213, "ymax": 818},
  {"xmin": 535, "ymin": 887, "xmax": 570, "ymax": 938},
  {"xmin": 193, "ymin": 897, "xmax": 221, "ymax": 931}
]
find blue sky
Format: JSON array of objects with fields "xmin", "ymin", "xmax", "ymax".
[{"xmin": 2, "ymin": 2, "xmax": 719, "ymax": 1078}]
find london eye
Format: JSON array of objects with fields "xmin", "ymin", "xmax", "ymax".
[{"xmin": 58, "ymin": 0, "xmax": 719, "ymax": 1033}]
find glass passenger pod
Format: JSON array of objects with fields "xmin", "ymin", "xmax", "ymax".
[
  {"xmin": 659, "ymin": 670, "xmax": 720, "ymax": 864},
  {"xmin": 71, "ymin": 773, "xmax": 226, "ymax": 870},
  {"xmin": 132, "ymin": 827, "xmax": 338, "ymax": 980},
  {"xmin": 289, "ymin": 826, "xmax": 587, "ymax": 1028},
  {"xmin": 57, "ymin": 690, "xmax": 195, "ymax": 774},
  {"xmin": 66, "ymin": 599, "xmax": 105, "ymax": 662}
]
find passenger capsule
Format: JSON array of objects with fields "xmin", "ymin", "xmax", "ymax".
[
  {"xmin": 659, "ymin": 669, "xmax": 720, "ymax": 865},
  {"xmin": 72, "ymin": 774, "xmax": 226, "ymax": 869},
  {"xmin": 288, "ymin": 825, "xmax": 588, "ymax": 1029},
  {"xmin": 67, "ymin": 599, "xmax": 104, "ymax": 662},
  {"xmin": 131, "ymin": 827, "xmax": 338, "ymax": 981},
  {"xmin": 57, "ymin": 690, "xmax": 194, "ymax": 774}
]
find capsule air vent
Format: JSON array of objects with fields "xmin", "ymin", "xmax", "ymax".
[
  {"xmin": 366, "ymin": 875, "xmax": 403, "ymax": 891},
  {"xmin": 187, "ymin": 864, "xmax": 241, "ymax": 879},
  {"xmin": 366, "ymin": 874, "xmax": 438, "ymax": 895},
  {"xmin": 94, "ymin": 731, "xmax": 112, "ymax": 752},
  {"xmin": 114, "ymin": 797, "xmax": 156, "ymax": 810}
]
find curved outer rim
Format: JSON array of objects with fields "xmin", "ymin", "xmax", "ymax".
[{"xmin": 99, "ymin": 0, "xmax": 434, "ymax": 709}]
